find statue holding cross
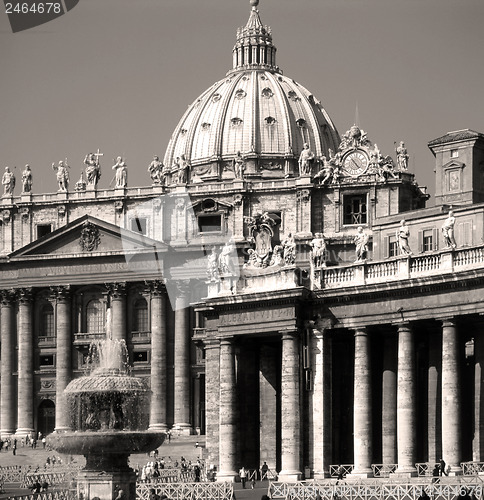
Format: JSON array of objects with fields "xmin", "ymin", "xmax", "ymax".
[{"xmin": 84, "ymin": 148, "xmax": 103, "ymax": 188}]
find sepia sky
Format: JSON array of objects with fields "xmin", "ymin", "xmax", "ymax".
[{"xmin": 0, "ymin": 0, "xmax": 483, "ymax": 201}]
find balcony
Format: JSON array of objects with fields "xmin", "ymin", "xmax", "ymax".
[
  {"xmin": 317, "ymin": 244, "xmax": 484, "ymax": 290},
  {"xmin": 73, "ymin": 332, "xmax": 105, "ymax": 345}
]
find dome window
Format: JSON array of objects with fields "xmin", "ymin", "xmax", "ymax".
[
  {"xmin": 201, "ymin": 123, "xmax": 211, "ymax": 131},
  {"xmin": 288, "ymin": 91, "xmax": 300, "ymax": 101},
  {"xmin": 296, "ymin": 118, "xmax": 307, "ymax": 128},
  {"xmin": 235, "ymin": 89, "xmax": 247, "ymax": 100},
  {"xmin": 265, "ymin": 116, "xmax": 276, "ymax": 125},
  {"xmin": 180, "ymin": 128, "xmax": 188, "ymax": 135},
  {"xmin": 212, "ymin": 93, "xmax": 221, "ymax": 103},
  {"xmin": 231, "ymin": 117, "xmax": 243, "ymax": 127},
  {"xmin": 261, "ymin": 87, "xmax": 274, "ymax": 98}
]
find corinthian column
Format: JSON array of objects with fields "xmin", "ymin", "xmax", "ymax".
[
  {"xmin": 1, "ymin": 291, "xmax": 16, "ymax": 436},
  {"xmin": 148, "ymin": 281, "xmax": 168, "ymax": 431},
  {"xmin": 279, "ymin": 331, "xmax": 302, "ymax": 481},
  {"xmin": 218, "ymin": 337, "xmax": 237, "ymax": 481},
  {"xmin": 108, "ymin": 282, "xmax": 126, "ymax": 341},
  {"xmin": 395, "ymin": 323, "xmax": 417, "ymax": 476},
  {"xmin": 442, "ymin": 319, "xmax": 462, "ymax": 475},
  {"xmin": 352, "ymin": 327, "xmax": 373, "ymax": 477},
  {"xmin": 173, "ymin": 281, "xmax": 191, "ymax": 433},
  {"xmin": 17, "ymin": 288, "xmax": 34, "ymax": 436},
  {"xmin": 53, "ymin": 286, "xmax": 72, "ymax": 432}
]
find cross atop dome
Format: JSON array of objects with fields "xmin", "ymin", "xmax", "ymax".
[{"xmin": 229, "ymin": 0, "xmax": 280, "ymax": 75}]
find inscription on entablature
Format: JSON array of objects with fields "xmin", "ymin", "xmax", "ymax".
[{"xmin": 219, "ymin": 307, "xmax": 294, "ymax": 326}]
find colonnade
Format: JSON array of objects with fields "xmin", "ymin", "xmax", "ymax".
[
  {"xmin": 312, "ymin": 319, "xmax": 468, "ymax": 478},
  {"xmin": 0, "ymin": 280, "xmax": 194, "ymax": 437}
]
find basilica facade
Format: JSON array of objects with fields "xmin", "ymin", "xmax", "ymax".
[{"xmin": 1, "ymin": 0, "xmax": 484, "ymax": 483}]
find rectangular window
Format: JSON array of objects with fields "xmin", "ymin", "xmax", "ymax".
[
  {"xmin": 423, "ymin": 230, "xmax": 433, "ymax": 252},
  {"xmin": 39, "ymin": 354, "xmax": 54, "ymax": 367},
  {"xmin": 389, "ymin": 235, "xmax": 398, "ymax": 257},
  {"xmin": 450, "ymin": 149, "xmax": 459, "ymax": 158},
  {"xmin": 37, "ymin": 224, "xmax": 52, "ymax": 239},
  {"xmin": 343, "ymin": 195, "xmax": 367, "ymax": 225},
  {"xmin": 198, "ymin": 215, "xmax": 222, "ymax": 233},
  {"xmin": 131, "ymin": 217, "xmax": 147, "ymax": 235},
  {"xmin": 133, "ymin": 351, "xmax": 148, "ymax": 363}
]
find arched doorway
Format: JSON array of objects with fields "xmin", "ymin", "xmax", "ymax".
[{"xmin": 37, "ymin": 399, "xmax": 55, "ymax": 436}]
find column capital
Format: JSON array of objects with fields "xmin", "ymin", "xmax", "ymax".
[
  {"xmin": 204, "ymin": 338, "xmax": 221, "ymax": 351},
  {"xmin": 0, "ymin": 289, "xmax": 16, "ymax": 306},
  {"xmin": 105, "ymin": 282, "xmax": 127, "ymax": 299},
  {"xmin": 50, "ymin": 285, "xmax": 71, "ymax": 302},
  {"xmin": 17, "ymin": 287, "xmax": 33, "ymax": 304},
  {"xmin": 396, "ymin": 322, "xmax": 412, "ymax": 332},
  {"xmin": 353, "ymin": 326, "xmax": 368, "ymax": 337},
  {"xmin": 280, "ymin": 329, "xmax": 299, "ymax": 341},
  {"xmin": 144, "ymin": 279, "xmax": 166, "ymax": 296},
  {"xmin": 219, "ymin": 336, "xmax": 235, "ymax": 347},
  {"xmin": 441, "ymin": 317, "xmax": 458, "ymax": 328}
]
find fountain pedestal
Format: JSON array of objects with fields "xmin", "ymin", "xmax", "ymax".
[{"xmin": 78, "ymin": 469, "xmax": 137, "ymax": 500}]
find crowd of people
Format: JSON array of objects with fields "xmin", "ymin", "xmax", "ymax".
[{"xmin": 138, "ymin": 456, "xmax": 204, "ymax": 483}]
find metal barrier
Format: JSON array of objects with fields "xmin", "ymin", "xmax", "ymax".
[
  {"xmin": 271, "ymin": 482, "xmax": 484, "ymax": 500},
  {"xmin": 0, "ymin": 465, "xmax": 24, "ymax": 483},
  {"xmin": 3, "ymin": 490, "xmax": 76, "ymax": 500},
  {"xmin": 329, "ymin": 465, "xmax": 354, "ymax": 478},
  {"xmin": 462, "ymin": 463, "xmax": 484, "ymax": 476},
  {"xmin": 137, "ymin": 481, "xmax": 233, "ymax": 500},
  {"xmin": 21, "ymin": 472, "xmax": 76, "ymax": 489},
  {"xmin": 371, "ymin": 464, "xmax": 397, "ymax": 477}
]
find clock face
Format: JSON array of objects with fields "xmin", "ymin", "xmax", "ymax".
[{"xmin": 343, "ymin": 150, "xmax": 369, "ymax": 177}]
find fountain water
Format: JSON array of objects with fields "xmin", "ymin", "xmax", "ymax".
[{"xmin": 47, "ymin": 338, "xmax": 165, "ymax": 500}]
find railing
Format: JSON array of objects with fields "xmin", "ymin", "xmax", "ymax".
[
  {"xmin": 462, "ymin": 462, "xmax": 484, "ymax": 476},
  {"xmin": 329, "ymin": 465, "xmax": 354, "ymax": 478},
  {"xmin": 139, "ymin": 468, "xmax": 206, "ymax": 483},
  {"xmin": 21, "ymin": 471, "xmax": 77, "ymax": 489},
  {"xmin": 371, "ymin": 464, "xmax": 397, "ymax": 477},
  {"xmin": 0, "ymin": 465, "xmax": 24, "ymax": 482},
  {"xmin": 1, "ymin": 490, "xmax": 76, "ymax": 500},
  {"xmin": 73, "ymin": 332, "xmax": 105, "ymax": 342},
  {"xmin": 320, "ymin": 244, "xmax": 484, "ymax": 289},
  {"xmin": 136, "ymin": 481, "xmax": 233, "ymax": 500},
  {"xmin": 415, "ymin": 463, "xmax": 438, "ymax": 477},
  {"xmin": 271, "ymin": 481, "xmax": 483, "ymax": 500}
]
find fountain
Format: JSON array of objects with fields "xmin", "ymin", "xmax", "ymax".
[{"xmin": 47, "ymin": 339, "xmax": 165, "ymax": 500}]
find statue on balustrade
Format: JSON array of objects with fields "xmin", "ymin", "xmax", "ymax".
[
  {"xmin": 112, "ymin": 156, "xmax": 128, "ymax": 188},
  {"xmin": 148, "ymin": 155, "xmax": 165, "ymax": 185},
  {"xmin": 298, "ymin": 143, "xmax": 315, "ymax": 176},
  {"xmin": 232, "ymin": 151, "xmax": 246, "ymax": 179},
  {"xmin": 218, "ymin": 240, "xmax": 236, "ymax": 275},
  {"xmin": 177, "ymin": 154, "xmax": 191, "ymax": 185},
  {"xmin": 206, "ymin": 246, "xmax": 219, "ymax": 282},
  {"xmin": 2, "ymin": 167, "xmax": 15, "ymax": 196},
  {"xmin": 395, "ymin": 141, "xmax": 409, "ymax": 171},
  {"xmin": 442, "ymin": 211, "xmax": 457, "ymax": 249},
  {"xmin": 52, "ymin": 160, "xmax": 69, "ymax": 192},
  {"xmin": 21, "ymin": 164, "xmax": 32, "ymax": 193},
  {"xmin": 354, "ymin": 226, "xmax": 369, "ymax": 262},
  {"xmin": 310, "ymin": 233, "xmax": 327, "ymax": 268},
  {"xmin": 396, "ymin": 220, "xmax": 412, "ymax": 256},
  {"xmin": 84, "ymin": 150, "xmax": 102, "ymax": 188}
]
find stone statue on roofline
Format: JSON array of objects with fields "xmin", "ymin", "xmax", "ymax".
[
  {"xmin": 149, "ymin": 155, "xmax": 165, "ymax": 185},
  {"xmin": 21, "ymin": 164, "xmax": 32, "ymax": 193},
  {"xmin": 84, "ymin": 149, "xmax": 102, "ymax": 188},
  {"xmin": 354, "ymin": 226, "xmax": 369, "ymax": 262},
  {"xmin": 395, "ymin": 141, "xmax": 409, "ymax": 171},
  {"xmin": 52, "ymin": 160, "xmax": 69, "ymax": 192},
  {"xmin": 206, "ymin": 246, "xmax": 219, "ymax": 282},
  {"xmin": 310, "ymin": 233, "xmax": 327, "ymax": 268},
  {"xmin": 442, "ymin": 211, "xmax": 457, "ymax": 249},
  {"xmin": 112, "ymin": 156, "xmax": 128, "ymax": 188},
  {"xmin": 298, "ymin": 143, "xmax": 315, "ymax": 176},
  {"xmin": 396, "ymin": 220, "xmax": 412, "ymax": 256},
  {"xmin": 233, "ymin": 151, "xmax": 246, "ymax": 179},
  {"xmin": 177, "ymin": 154, "xmax": 191, "ymax": 185},
  {"xmin": 2, "ymin": 166, "xmax": 15, "ymax": 195}
]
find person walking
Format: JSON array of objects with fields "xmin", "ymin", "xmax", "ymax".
[{"xmin": 239, "ymin": 466, "xmax": 247, "ymax": 488}]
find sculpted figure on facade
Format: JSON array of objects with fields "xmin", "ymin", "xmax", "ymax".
[
  {"xmin": 52, "ymin": 160, "xmax": 69, "ymax": 192},
  {"xmin": 21, "ymin": 164, "xmax": 32, "ymax": 193},
  {"xmin": 2, "ymin": 167, "xmax": 15, "ymax": 195},
  {"xmin": 339, "ymin": 125, "xmax": 370, "ymax": 150},
  {"xmin": 112, "ymin": 156, "xmax": 128, "ymax": 188},
  {"xmin": 310, "ymin": 233, "xmax": 327, "ymax": 268},
  {"xmin": 396, "ymin": 219, "xmax": 412, "ymax": 256},
  {"xmin": 232, "ymin": 151, "xmax": 246, "ymax": 179},
  {"xmin": 177, "ymin": 154, "xmax": 191, "ymax": 185},
  {"xmin": 313, "ymin": 156, "xmax": 334, "ymax": 185},
  {"xmin": 298, "ymin": 143, "xmax": 315, "ymax": 176},
  {"xmin": 354, "ymin": 226, "xmax": 369, "ymax": 262},
  {"xmin": 442, "ymin": 211, "xmax": 457, "ymax": 249},
  {"xmin": 149, "ymin": 155, "xmax": 165, "ymax": 185},
  {"xmin": 84, "ymin": 151, "xmax": 102, "ymax": 188},
  {"xmin": 206, "ymin": 246, "xmax": 219, "ymax": 281},
  {"xmin": 281, "ymin": 233, "xmax": 296, "ymax": 265},
  {"xmin": 218, "ymin": 241, "xmax": 236, "ymax": 275},
  {"xmin": 395, "ymin": 141, "xmax": 409, "ymax": 171}
]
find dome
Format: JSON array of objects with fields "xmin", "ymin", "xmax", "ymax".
[{"xmin": 163, "ymin": 1, "xmax": 340, "ymax": 178}]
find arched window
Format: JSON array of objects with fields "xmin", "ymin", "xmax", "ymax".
[
  {"xmin": 132, "ymin": 298, "xmax": 148, "ymax": 333},
  {"xmin": 39, "ymin": 303, "xmax": 54, "ymax": 338},
  {"xmin": 86, "ymin": 299, "xmax": 105, "ymax": 334}
]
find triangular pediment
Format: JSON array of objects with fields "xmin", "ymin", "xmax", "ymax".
[
  {"xmin": 441, "ymin": 159, "xmax": 465, "ymax": 170},
  {"xmin": 10, "ymin": 215, "xmax": 169, "ymax": 260}
]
